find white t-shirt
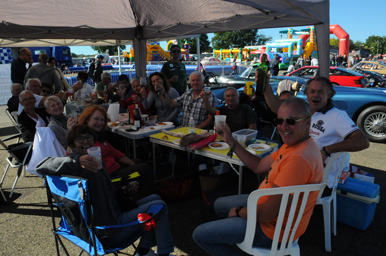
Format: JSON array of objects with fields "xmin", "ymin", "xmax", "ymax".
[
  {"xmin": 74, "ymin": 83, "xmax": 93, "ymax": 100},
  {"xmin": 18, "ymin": 94, "xmax": 44, "ymax": 115},
  {"xmin": 310, "ymin": 106, "xmax": 359, "ymax": 188}
]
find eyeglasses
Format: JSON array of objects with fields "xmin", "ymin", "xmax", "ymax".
[
  {"xmin": 22, "ymin": 97, "xmax": 36, "ymax": 102},
  {"xmin": 172, "ymin": 50, "xmax": 181, "ymax": 53},
  {"xmin": 273, "ymin": 117, "xmax": 309, "ymax": 126},
  {"xmin": 75, "ymin": 135, "xmax": 93, "ymax": 143},
  {"xmin": 42, "ymin": 90, "xmax": 51, "ymax": 93}
]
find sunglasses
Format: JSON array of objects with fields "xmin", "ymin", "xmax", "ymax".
[
  {"xmin": 172, "ymin": 50, "xmax": 181, "ymax": 53},
  {"xmin": 273, "ymin": 117, "xmax": 309, "ymax": 126},
  {"xmin": 75, "ymin": 135, "xmax": 93, "ymax": 143}
]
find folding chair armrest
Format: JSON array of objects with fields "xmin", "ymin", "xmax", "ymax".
[
  {"xmin": 9, "ymin": 142, "xmax": 33, "ymax": 153},
  {"xmin": 2, "ymin": 133, "xmax": 22, "ymax": 142}
]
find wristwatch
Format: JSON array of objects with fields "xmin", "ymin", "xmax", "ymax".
[
  {"xmin": 321, "ymin": 146, "xmax": 330, "ymax": 157},
  {"xmin": 235, "ymin": 206, "xmax": 243, "ymax": 217}
]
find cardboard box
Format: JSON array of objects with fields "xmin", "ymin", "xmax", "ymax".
[{"xmin": 337, "ymin": 177, "xmax": 380, "ymax": 230}]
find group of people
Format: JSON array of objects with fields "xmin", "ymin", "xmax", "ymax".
[{"xmin": 7, "ymin": 44, "xmax": 371, "ymax": 255}]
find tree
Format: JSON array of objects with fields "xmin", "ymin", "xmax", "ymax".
[
  {"xmin": 182, "ymin": 34, "xmax": 212, "ymax": 54},
  {"xmin": 330, "ymin": 38, "xmax": 339, "ymax": 49},
  {"xmin": 365, "ymin": 35, "xmax": 385, "ymax": 55},
  {"xmin": 211, "ymin": 29, "xmax": 270, "ymax": 49},
  {"xmin": 91, "ymin": 45, "xmax": 126, "ymax": 55}
]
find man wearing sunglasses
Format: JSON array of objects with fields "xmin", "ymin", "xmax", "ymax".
[
  {"xmin": 193, "ymin": 97, "xmax": 323, "ymax": 255},
  {"xmin": 261, "ymin": 74, "xmax": 369, "ymax": 189},
  {"xmin": 161, "ymin": 44, "xmax": 187, "ymax": 95}
]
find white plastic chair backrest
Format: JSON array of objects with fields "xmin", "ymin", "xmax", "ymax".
[
  {"xmin": 237, "ymin": 183, "xmax": 326, "ymax": 256},
  {"xmin": 319, "ymin": 152, "xmax": 348, "ymax": 199},
  {"xmin": 27, "ymin": 127, "xmax": 66, "ymax": 176}
]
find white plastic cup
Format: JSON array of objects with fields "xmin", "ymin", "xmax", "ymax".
[
  {"xmin": 204, "ymin": 87, "xmax": 211, "ymax": 93},
  {"xmin": 87, "ymin": 146, "xmax": 102, "ymax": 170},
  {"xmin": 215, "ymin": 115, "xmax": 226, "ymax": 132},
  {"xmin": 236, "ymin": 135, "xmax": 247, "ymax": 147}
]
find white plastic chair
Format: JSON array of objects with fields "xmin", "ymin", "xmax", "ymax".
[
  {"xmin": 237, "ymin": 183, "xmax": 326, "ymax": 256},
  {"xmin": 317, "ymin": 152, "xmax": 348, "ymax": 252}
]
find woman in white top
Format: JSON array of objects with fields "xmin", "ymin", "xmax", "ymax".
[{"xmin": 73, "ymin": 71, "xmax": 93, "ymax": 101}]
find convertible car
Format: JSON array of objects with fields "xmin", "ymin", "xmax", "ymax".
[{"xmin": 211, "ymin": 77, "xmax": 386, "ymax": 143}]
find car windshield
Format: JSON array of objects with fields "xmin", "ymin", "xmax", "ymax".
[{"xmin": 240, "ymin": 65, "xmax": 258, "ymax": 78}]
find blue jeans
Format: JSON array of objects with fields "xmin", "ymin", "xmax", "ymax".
[
  {"xmin": 193, "ymin": 194, "xmax": 272, "ymax": 256},
  {"xmin": 111, "ymin": 194, "xmax": 174, "ymax": 254}
]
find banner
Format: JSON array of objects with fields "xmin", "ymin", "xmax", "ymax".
[{"xmin": 0, "ymin": 64, "xmax": 12, "ymax": 105}]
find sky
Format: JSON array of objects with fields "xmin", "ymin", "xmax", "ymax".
[{"xmin": 70, "ymin": 0, "xmax": 385, "ymax": 56}]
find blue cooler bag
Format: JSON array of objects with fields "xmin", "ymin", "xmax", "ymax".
[{"xmin": 337, "ymin": 177, "xmax": 380, "ymax": 230}]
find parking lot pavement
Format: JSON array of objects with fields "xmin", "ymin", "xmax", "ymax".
[{"xmin": 1, "ymin": 105, "xmax": 386, "ymax": 255}]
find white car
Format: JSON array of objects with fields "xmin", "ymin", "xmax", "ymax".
[{"xmin": 201, "ymin": 57, "xmax": 221, "ymax": 65}]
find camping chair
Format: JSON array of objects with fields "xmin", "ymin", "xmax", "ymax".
[
  {"xmin": 0, "ymin": 138, "xmax": 33, "ymax": 199},
  {"xmin": 4, "ymin": 108, "xmax": 22, "ymax": 143},
  {"xmin": 45, "ymin": 175, "xmax": 164, "ymax": 256},
  {"xmin": 317, "ymin": 152, "xmax": 348, "ymax": 252},
  {"xmin": 236, "ymin": 183, "xmax": 326, "ymax": 256}
]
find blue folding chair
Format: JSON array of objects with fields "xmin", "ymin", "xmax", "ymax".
[{"xmin": 45, "ymin": 175, "xmax": 164, "ymax": 256}]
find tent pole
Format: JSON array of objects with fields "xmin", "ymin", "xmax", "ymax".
[
  {"xmin": 197, "ymin": 37, "xmax": 201, "ymax": 71},
  {"xmin": 118, "ymin": 45, "xmax": 122, "ymax": 75}
]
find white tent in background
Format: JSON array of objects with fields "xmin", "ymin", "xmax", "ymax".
[{"xmin": 0, "ymin": 0, "xmax": 330, "ymax": 77}]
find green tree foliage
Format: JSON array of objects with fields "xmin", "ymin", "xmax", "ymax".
[
  {"xmin": 330, "ymin": 38, "xmax": 339, "ymax": 49},
  {"xmin": 365, "ymin": 35, "xmax": 385, "ymax": 55},
  {"xmin": 211, "ymin": 29, "xmax": 271, "ymax": 49},
  {"xmin": 183, "ymin": 34, "xmax": 212, "ymax": 54},
  {"xmin": 91, "ymin": 46, "xmax": 126, "ymax": 55}
]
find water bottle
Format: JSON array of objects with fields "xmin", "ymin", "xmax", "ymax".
[{"xmin": 188, "ymin": 116, "xmax": 195, "ymax": 134}]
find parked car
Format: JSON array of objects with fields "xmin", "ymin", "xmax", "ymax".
[
  {"xmin": 201, "ymin": 57, "xmax": 221, "ymax": 65},
  {"xmin": 211, "ymin": 77, "xmax": 386, "ymax": 143},
  {"xmin": 352, "ymin": 61, "xmax": 386, "ymax": 75},
  {"xmin": 349, "ymin": 66, "xmax": 385, "ymax": 87},
  {"xmin": 286, "ymin": 66, "xmax": 369, "ymax": 87}
]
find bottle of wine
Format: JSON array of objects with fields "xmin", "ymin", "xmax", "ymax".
[
  {"xmin": 134, "ymin": 104, "xmax": 141, "ymax": 129},
  {"xmin": 256, "ymin": 54, "xmax": 268, "ymax": 93}
]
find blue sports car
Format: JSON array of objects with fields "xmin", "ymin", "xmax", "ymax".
[{"xmin": 211, "ymin": 77, "xmax": 386, "ymax": 143}]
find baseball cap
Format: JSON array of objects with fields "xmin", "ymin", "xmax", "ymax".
[{"xmin": 97, "ymin": 54, "xmax": 104, "ymax": 59}]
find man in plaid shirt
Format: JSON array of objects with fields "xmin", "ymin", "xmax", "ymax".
[{"xmin": 160, "ymin": 71, "xmax": 217, "ymax": 129}]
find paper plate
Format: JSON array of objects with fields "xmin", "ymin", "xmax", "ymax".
[
  {"xmin": 248, "ymin": 143, "xmax": 271, "ymax": 152},
  {"xmin": 144, "ymin": 126, "xmax": 160, "ymax": 132},
  {"xmin": 208, "ymin": 142, "xmax": 229, "ymax": 150},
  {"xmin": 157, "ymin": 121, "xmax": 173, "ymax": 126},
  {"xmin": 233, "ymin": 148, "xmax": 256, "ymax": 156}
]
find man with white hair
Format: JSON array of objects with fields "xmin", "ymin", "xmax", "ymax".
[
  {"xmin": 7, "ymin": 83, "xmax": 23, "ymax": 112},
  {"xmin": 160, "ymin": 71, "xmax": 217, "ymax": 128},
  {"xmin": 24, "ymin": 53, "xmax": 62, "ymax": 93}
]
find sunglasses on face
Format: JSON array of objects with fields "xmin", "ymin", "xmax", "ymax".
[
  {"xmin": 273, "ymin": 117, "xmax": 308, "ymax": 126},
  {"xmin": 75, "ymin": 135, "xmax": 93, "ymax": 143}
]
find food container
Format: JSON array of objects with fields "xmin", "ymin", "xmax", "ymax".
[
  {"xmin": 232, "ymin": 129, "xmax": 258, "ymax": 146},
  {"xmin": 337, "ymin": 177, "xmax": 380, "ymax": 230}
]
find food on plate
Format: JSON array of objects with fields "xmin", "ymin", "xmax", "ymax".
[
  {"xmin": 161, "ymin": 130, "xmax": 184, "ymax": 138},
  {"xmin": 158, "ymin": 122, "xmax": 167, "ymax": 125},
  {"xmin": 162, "ymin": 135, "xmax": 169, "ymax": 140},
  {"xmin": 211, "ymin": 142, "xmax": 223, "ymax": 147},
  {"xmin": 110, "ymin": 122, "xmax": 117, "ymax": 127},
  {"xmin": 150, "ymin": 127, "xmax": 155, "ymax": 130},
  {"xmin": 251, "ymin": 145, "xmax": 266, "ymax": 150}
]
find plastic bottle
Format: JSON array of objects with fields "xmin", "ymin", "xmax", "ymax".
[
  {"xmin": 256, "ymin": 54, "xmax": 268, "ymax": 93},
  {"xmin": 134, "ymin": 104, "xmax": 141, "ymax": 129},
  {"xmin": 188, "ymin": 116, "xmax": 195, "ymax": 133}
]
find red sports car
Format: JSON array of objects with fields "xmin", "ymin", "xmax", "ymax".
[{"xmin": 286, "ymin": 66, "xmax": 369, "ymax": 87}]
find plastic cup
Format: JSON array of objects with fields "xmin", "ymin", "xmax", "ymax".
[
  {"xmin": 204, "ymin": 87, "xmax": 211, "ymax": 93},
  {"xmin": 246, "ymin": 81, "xmax": 254, "ymax": 95},
  {"xmin": 215, "ymin": 115, "xmax": 226, "ymax": 132},
  {"xmin": 87, "ymin": 146, "xmax": 102, "ymax": 170}
]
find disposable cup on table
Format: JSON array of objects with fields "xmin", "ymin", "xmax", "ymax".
[
  {"xmin": 87, "ymin": 146, "xmax": 102, "ymax": 170},
  {"xmin": 215, "ymin": 115, "xmax": 227, "ymax": 133}
]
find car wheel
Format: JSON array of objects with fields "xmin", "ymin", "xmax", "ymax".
[{"xmin": 357, "ymin": 105, "xmax": 386, "ymax": 143}]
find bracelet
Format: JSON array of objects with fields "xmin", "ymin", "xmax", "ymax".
[
  {"xmin": 321, "ymin": 146, "xmax": 330, "ymax": 157},
  {"xmin": 235, "ymin": 206, "xmax": 243, "ymax": 217},
  {"xmin": 227, "ymin": 138, "xmax": 237, "ymax": 158}
]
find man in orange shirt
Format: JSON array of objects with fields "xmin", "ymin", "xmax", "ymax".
[{"xmin": 193, "ymin": 97, "xmax": 323, "ymax": 256}]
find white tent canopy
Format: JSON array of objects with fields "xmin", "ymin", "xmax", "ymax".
[{"xmin": 0, "ymin": 0, "xmax": 330, "ymax": 76}]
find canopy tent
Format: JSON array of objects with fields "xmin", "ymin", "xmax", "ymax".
[{"xmin": 0, "ymin": 0, "xmax": 330, "ymax": 77}]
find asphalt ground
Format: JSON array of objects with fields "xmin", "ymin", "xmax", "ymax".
[{"xmin": 0, "ymin": 104, "xmax": 385, "ymax": 256}]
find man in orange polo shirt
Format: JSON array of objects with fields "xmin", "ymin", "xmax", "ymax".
[{"xmin": 193, "ymin": 97, "xmax": 323, "ymax": 256}]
